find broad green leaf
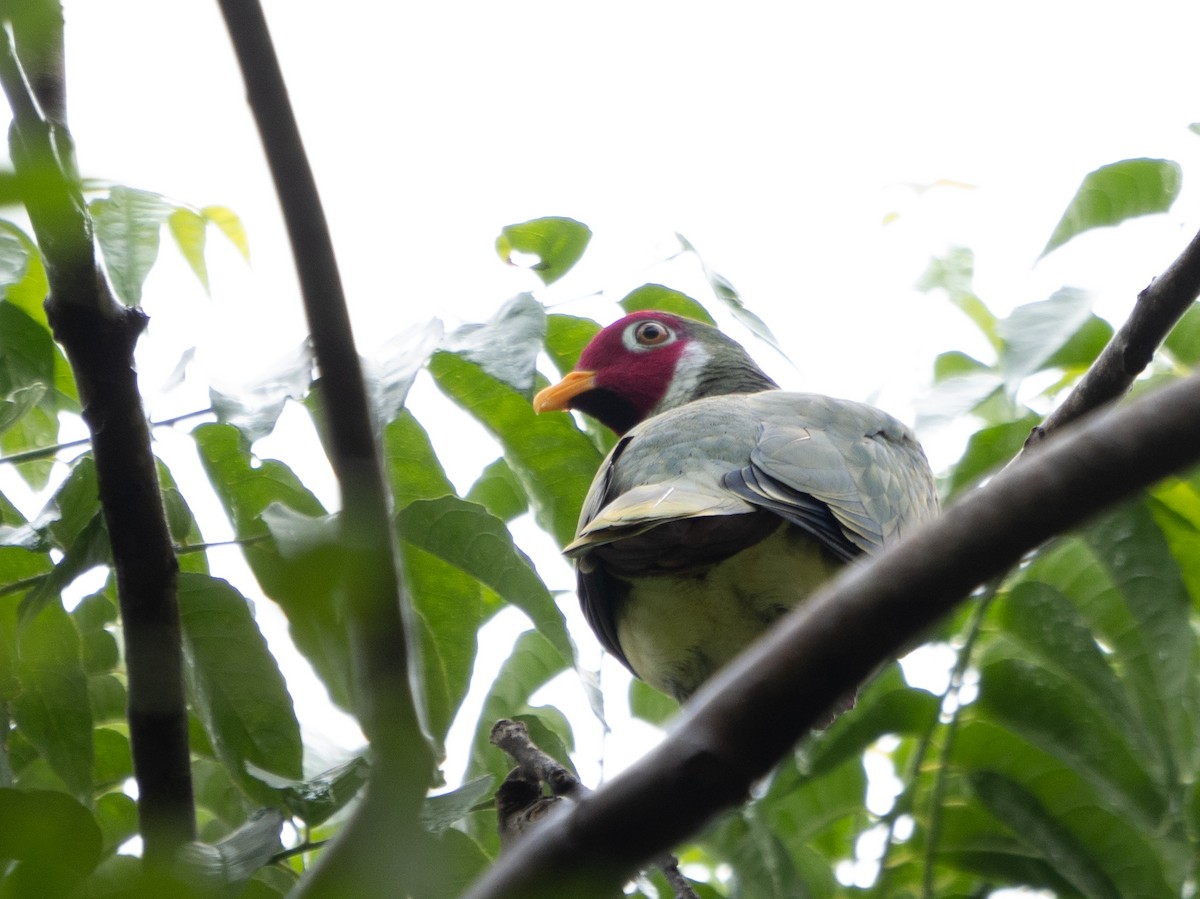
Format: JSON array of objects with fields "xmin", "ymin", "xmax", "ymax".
[
  {"xmin": 203, "ymin": 205, "xmax": 251, "ymax": 261},
  {"xmin": 619, "ymin": 283, "xmax": 716, "ymax": 324},
  {"xmin": 676, "ymin": 232, "xmax": 787, "ymax": 357},
  {"xmin": 989, "ymin": 581, "xmax": 1148, "ymax": 758},
  {"xmin": 209, "ymin": 341, "xmax": 313, "ymax": 442},
  {"xmin": 12, "ymin": 601, "xmax": 92, "ymax": 798},
  {"xmin": 75, "ymin": 591, "xmax": 119, "ymax": 675},
  {"xmin": 1083, "ymin": 501, "xmax": 1199, "ymax": 778},
  {"xmin": 421, "ymin": 774, "xmax": 494, "ymax": 834},
  {"xmin": 954, "ymin": 719, "xmax": 1177, "ymax": 897},
  {"xmin": 915, "ymin": 371, "xmax": 1005, "ymax": 427},
  {"xmin": 946, "ymin": 414, "xmax": 1040, "ymax": 497},
  {"xmin": 94, "ymin": 791, "xmax": 138, "ymax": 855},
  {"xmin": 803, "ymin": 665, "xmax": 939, "ymax": 777},
  {"xmin": 176, "ymin": 809, "xmax": 285, "ymax": 896},
  {"xmin": 1040, "ymin": 313, "xmax": 1113, "ymax": 373},
  {"xmin": 383, "ymin": 410, "xmax": 455, "ymax": 510},
  {"xmin": 496, "ymin": 216, "xmax": 591, "ymax": 285},
  {"xmin": 628, "ymin": 676, "xmax": 678, "ymax": 727},
  {"xmin": 246, "ymin": 755, "xmax": 369, "ymax": 828},
  {"xmin": 421, "ymin": 828, "xmax": 491, "ymax": 899},
  {"xmin": 0, "ymin": 788, "xmax": 102, "ymax": 889},
  {"xmin": 1149, "ymin": 478, "xmax": 1200, "ymax": 606},
  {"xmin": 1164, "ymin": 301, "xmax": 1200, "ymax": 366},
  {"xmin": 465, "ymin": 458, "xmax": 528, "ymax": 523},
  {"xmin": 395, "ymin": 496, "xmax": 571, "ymax": 663},
  {"xmin": 404, "ymin": 543, "xmax": 485, "ymax": 749},
  {"xmin": 0, "ymin": 384, "xmax": 44, "ymax": 437},
  {"xmin": 178, "ymin": 573, "xmax": 303, "ymax": 802},
  {"xmin": 544, "ymin": 313, "xmax": 600, "ymax": 377},
  {"xmin": 968, "ymin": 771, "xmax": 1120, "ymax": 899},
  {"xmin": 91, "ymin": 727, "xmax": 133, "ymax": 788},
  {"xmin": 20, "ymin": 511, "xmax": 109, "ymax": 622},
  {"xmin": 0, "ymin": 300, "xmax": 68, "ymax": 488},
  {"xmin": 975, "ymin": 655, "xmax": 1164, "ymax": 826},
  {"xmin": 442, "ymin": 293, "xmax": 546, "ymax": 395},
  {"xmin": 997, "ymin": 288, "xmax": 1096, "ymax": 385},
  {"xmin": 916, "ymin": 246, "xmax": 1001, "ymax": 351},
  {"xmin": 1042, "ymin": 158, "xmax": 1182, "ymax": 257},
  {"xmin": 192, "ymin": 424, "xmax": 352, "ymax": 708},
  {"xmin": 0, "ymin": 221, "xmax": 49, "ymax": 326},
  {"xmin": 429, "ymin": 351, "xmax": 602, "ymax": 547},
  {"xmin": 90, "ymin": 186, "xmax": 171, "ymax": 306},
  {"xmin": 366, "ymin": 318, "xmax": 443, "ymax": 425},
  {"xmin": 168, "ymin": 206, "xmax": 209, "ymax": 293},
  {"xmin": 933, "ymin": 350, "xmax": 990, "ymax": 383}
]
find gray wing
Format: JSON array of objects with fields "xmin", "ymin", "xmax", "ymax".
[{"xmin": 722, "ymin": 393, "xmax": 939, "ymax": 555}]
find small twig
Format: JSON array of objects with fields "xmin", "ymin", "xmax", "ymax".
[
  {"xmin": 1025, "ymin": 224, "xmax": 1200, "ymax": 448},
  {"xmin": 490, "ymin": 719, "xmax": 699, "ymax": 899},
  {"xmin": 0, "ymin": 407, "xmax": 213, "ymax": 465}
]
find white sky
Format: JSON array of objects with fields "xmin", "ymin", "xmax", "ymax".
[{"xmin": 26, "ymin": 0, "xmax": 1200, "ymax": 783}]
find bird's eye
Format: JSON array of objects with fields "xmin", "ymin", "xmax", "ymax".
[{"xmin": 634, "ymin": 321, "xmax": 672, "ymax": 346}]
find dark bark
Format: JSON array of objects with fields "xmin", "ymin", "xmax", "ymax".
[
  {"xmin": 0, "ymin": 15, "xmax": 194, "ymax": 865},
  {"xmin": 214, "ymin": 1, "xmax": 434, "ymax": 892}
]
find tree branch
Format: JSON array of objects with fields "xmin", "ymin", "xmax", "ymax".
[
  {"xmin": 0, "ymin": 12, "xmax": 195, "ymax": 866},
  {"xmin": 214, "ymin": 1, "xmax": 434, "ymax": 892},
  {"xmin": 1026, "ymin": 225, "xmax": 1200, "ymax": 446}
]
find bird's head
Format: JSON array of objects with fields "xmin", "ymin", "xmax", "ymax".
[{"xmin": 534, "ymin": 310, "xmax": 777, "ymax": 435}]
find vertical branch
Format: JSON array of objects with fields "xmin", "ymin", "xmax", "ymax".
[
  {"xmin": 214, "ymin": 0, "xmax": 434, "ymax": 890},
  {"xmin": 0, "ymin": 12, "xmax": 195, "ymax": 867}
]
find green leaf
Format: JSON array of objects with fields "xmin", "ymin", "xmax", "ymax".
[
  {"xmin": 91, "ymin": 727, "xmax": 133, "ymax": 788},
  {"xmin": 94, "ymin": 791, "xmax": 138, "ymax": 855},
  {"xmin": 168, "ymin": 206, "xmax": 209, "ymax": 293},
  {"xmin": 997, "ymin": 288, "xmax": 1097, "ymax": 386},
  {"xmin": 1042, "ymin": 158, "xmax": 1182, "ymax": 257},
  {"xmin": 20, "ymin": 512, "xmax": 109, "ymax": 622},
  {"xmin": 176, "ymin": 809, "xmax": 285, "ymax": 897},
  {"xmin": 1083, "ymin": 501, "xmax": 1199, "ymax": 778},
  {"xmin": 12, "ymin": 602, "xmax": 93, "ymax": 798},
  {"xmin": 90, "ymin": 186, "xmax": 172, "ymax": 306},
  {"xmin": 0, "ymin": 220, "xmax": 49, "ymax": 326},
  {"xmin": 628, "ymin": 676, "xmax": 678, "ymax": 726},
  {"xmin": 946, "ymin": 414, "xmax": 1040, "ymax": 497},
  {"xmin": 1164, "ymin": 301, "xmax": 1200, "ymax": 366},
  {"xmin": 676, "ymin": 232, "xmax": 787, "ymax": 357},
  {"xmin": 0, "ymin": 788, "xmax": 102, "ymax": 889},
  {"xmin": 619, "ymin": 283, "xmax": 716, "ymax": 324},
  {"xmin": 421, "ymin": 774, "xmax": 494, "ymax": 834},
  {"xmin": 496, "ymin": 216, "xmax": 591, "ymax": 285},
  {"xmin": 404, "ymin": 543, "xmax": 485, "ymax": 750},
  {"xmin": 916, "ymin": 246, "xmax": 1001, "ymax": 351},
  {"xmin": 203, "ymin": 205, "xmax": 251, "ymax": 261},
  {"xmin": 366, "ymin": 318, "xmax": 444, "ymax": 425},
  {"xmin": 544, "ymin": 313, "xmax": 600, "ymax": 378},
  {"xmin": 177, "ymin": 572, "xmax": 303, "ymax": 801},
  {"xmin": 245, "ymin": 756, "xmax": 369, "ymax": 827},
  {"xmin": 968, "ymin": 771, "xmax": 1121, "ymax": 899},
  {"xmin": 192, "ymin": 424, "xmax": 353, "ymax": 709},
  {"xmin": 209, "ymin": 341, "xmax": 313, "ymax": 442},
  {"xmin": 0, "ymin": 300, "xmax": 68, "ymax": 488},
  {"xmin": 804, "ymin": 665, "xmax": 939, "ymax": 777},
  {"xmin": 429, "ymin": 350, "xmax": 602, "ymax": 547},
  {"xmin": 383, "ymin": 410, "xmax": 455, "ymax": 510},
  {"xmin": 465, "ymin": 458, "xmax": 528, "ymax": 523},
  {"xmin": 442, "ymin": 293, "xmax": 546, "ymax": 395},
  {"xmin": 1149, "ymin": 478, "xmax": 1200, "ymax": 606},
  {"xmin": 395, "ymin": 496, "xmax": 572, "ymax": 664}
]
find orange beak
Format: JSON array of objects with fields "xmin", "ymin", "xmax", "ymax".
[{"xmin": 533, "ymin": 369, "xmax": 597, "ymax": 413}]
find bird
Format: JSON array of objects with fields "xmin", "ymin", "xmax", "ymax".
[{"xmin": 533, "ymin": 310, "xmax": 939, "ymax": 706}]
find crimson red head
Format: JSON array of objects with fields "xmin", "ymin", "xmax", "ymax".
[{"xmin": 534, "ymin": 311, "xmax": 693, "ymax": 435}]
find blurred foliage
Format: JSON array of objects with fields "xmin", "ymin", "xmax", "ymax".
[{"xmin": 0, "ymin": 124, "xmax": 1198, "ymax": 899}]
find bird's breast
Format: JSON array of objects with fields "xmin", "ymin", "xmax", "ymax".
[{"xmin": 615, "ymin": 523, "xmax": 843, "ymax": 702}]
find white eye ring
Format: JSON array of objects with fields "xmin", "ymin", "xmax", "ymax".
[{"xmin": 623, "ymin": 319, "xmax": 676, "ymax": 351}]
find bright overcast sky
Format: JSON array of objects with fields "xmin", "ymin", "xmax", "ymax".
[{"xmin": 36, "ymin": 0, "xmax": 1200, "ymax": 777}]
